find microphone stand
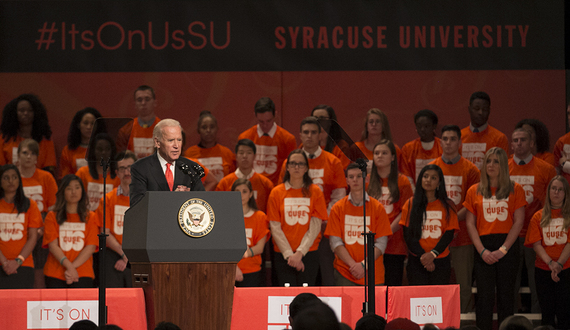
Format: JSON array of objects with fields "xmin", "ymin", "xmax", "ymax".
[
  {"xmin": 97, "ymin": 156, "xmax": 110, "ymax": 326},
  {"xmin": 356, "ymin": 158, "xmax": 375, "ymax": 316}
]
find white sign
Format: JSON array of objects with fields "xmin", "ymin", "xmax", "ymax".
[
  {"xmin": 27, "ymin": 300, "xmax": 98, "ymax": 329},
  {"xmin": 267, "ymin": 296, "xmax": 342, "ymax": 329},
  {"xmin": 410, "ymin": 297, "xmax": 443, "ymax": 325}
]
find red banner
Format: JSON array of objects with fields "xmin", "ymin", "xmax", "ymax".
[
  {"xmin": 231, "ymin": 286, "xmax": 387, "ymax": 329},
  {"xmin": 387, "ymin": 284, "xmax": 460, "ymax": 329},
  {"xmin": 0, "ymin": 288, "xmax": 146, "ymax": 330}
]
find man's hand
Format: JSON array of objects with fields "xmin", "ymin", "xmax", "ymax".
[{"xmin": 175, "ymin": 185, "xmax": 191, "ymax": 192}]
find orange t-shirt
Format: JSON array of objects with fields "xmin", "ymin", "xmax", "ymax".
[
  {"xmin": 278, "ymin": 149, "xmax": 347, "ymax": 207},
  {"xmin": 370, "ymin": 174, "xmax": 413, "ymax": 255},
  {"xmin": 43, "ymin": 211, "xmax": 99, "ymax": 280},
  {"xmin": 117, "ymin": 117, "xmax": 160, "ymax": 159},
  {"xmin": 400, "ymin": 138, "xmax": 443, "ymax": 185},
  {"xmin": 0, "ymin": 199, "xmax": 42, "ymax": 268},
  {"xmin": 460, "ymin": 125, "xmax": 509, "ymax": 169},
  {"xmin": 535, "ymin": 152, "xmax": 555, "ymax": 167},
  {"xmin": 463, "ymin": 183, "xmax": 527, "ymax": 236},
  {"xmin": 237, "ymin": 210, "xmax": 270, "ymax": 274},
  {"xmin": 215, "ymin": 171, "xmax": 274, "ymax": 213},
  {"xmin": 60, "ymin": 145, "xmax": 88, "ymax": 178},
  {"xmin": 325, "ymin": 195, "xmax": 392, "ymax": 284},
  {"xmin": 267, "ymin": 184, "xmax": 328, "ymax": 253},
  {"xmin": 508, "ymin": 157, "xmax": 556, "ymax": 237},
  {"xmin": 0, "ymin": 136, "xmax": 56, "ymax": 169},
  {"xmin": 553, "ymin": 132, "xmax": 570, "ymax": 185},
  {"xmin": 184, "ymin": 144, "xmax": 236, "ymax": 183},
  {"xmin": 96, "ymin": 188, "xmax": 129, "ymax": 245},
  {"xmin": 525, "ymin": 209, "xmax": 570, "ymax": 271},
  {"xmin": 22, "ymin": 168, "xmax": 58, "ymax": 213},
  {"xmin": 76, "ymin": 166, "xmax": 121, "ymax": 211},
  {"xmin": 430, "ymin": 157, "xmax": 480, "ymax": 246},
  {"xmin": 237, "ymin": 125, "xmax": 297, "ymax": 185},
  {"xmin": 400, "ymin": 199, "xmax": 459, "ymax": 258},
  {"xmin": 332, "ymin": 145, "xmax": 351, "ymax": 169}
]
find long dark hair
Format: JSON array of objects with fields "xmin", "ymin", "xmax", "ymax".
[
  {"xmin": 368, "ymin": 140, "xmax": 400, "ymax": 203},
  {"xmin": 54, "ymin": 175, "xmax": 90, "ymax": 225},
  {"xmin": 86, "ymin": 133, "xmax": 117, "ymax": 180},
  {"xmin": 407, "ymin": 164, "xmax": 455, "ymax": 240},
  {"xmin": 231, "ymin": 178, "xmax": 258, "ymax": 211},
  {"xmin": 0, "ymin": 164, "xmax": 30, "ymax": 214},
  {"xmin": 67, "ymin": 107, "xmax": 102, "ymax": 150},
  {"xmin": 282, "ymin": 149, "xmax": 313, "ymax": 197},
  {"xmin": 1, "ymin": 94, "xmax": 52, "ymax": 142}
]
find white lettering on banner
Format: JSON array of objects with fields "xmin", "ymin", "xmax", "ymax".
[
  {"xmin": 75, "ymin": 158, "xmax": 87, "ymax": 170},
  {"xmin": 59, "ymin": 222, "xmax": 86, "ymax": 252},
  {"xmin": 267, "ymin": 296, "xmax": 342, "ymax": 326},
  {"xmin": 284, "ymin": 198, "xmax": 310, "ymax": 226},
  {"xmin": 87, "ymin": 182, "xmax": 114, "ymax": 211},
  {"xmin": 0, "ymin": 212, "xmax": 26, "ymax": 241},
  {"xmin": 415, "ymin": 158, "xmax": 435, "ymax": 181},
  {"xmin": 245, "ymin": 227, "xmax": 253, "ymax": 246},
  {"xmin": 254, "ymin": 145, "xmax": 278, "ymax": 175},
  {"xmin": 379, "ymin": 187, "xmax": 394, "ymax": 214},
  {"xmin": 543, "ymin": 218, "xmax": 568, "ymax": 246},
  {"xmin": 27, "ymin": 300, "xmax": 98, "ymax": 329},
  {"xmin": 344, "ymin": 215, "xmax": 370, "ymax": 245},
  {"xmin": 308, "ymin": 168, "xmax": 325, "ymax": 191},
  {"xmin": 462, "ymin": 143, "xmax": 487, "ymax": 169},
  {"xmin": 24, "ymin": 185, "xmax": 45, "ymax": 212},
  {"xmin": 444, "ymin": 176, "xmax": 463, "ymax": 205},
  {"xmin": 510, "ymin": 175, "xmax": 535, "ymax": 204},
  {"xmin": 133, "ymin": 137, "xmax": 154, "ymax": 158},
  {"xmin": 198, "ymin": 157, "xmax": 224, "ymax": 182},
  {"xmin": 113, "ymin": 205, "xmax": 128, "ymax": 235},
  {"xmin": 482, "ymin": 196, "xmax": 509, "ymax": 222},
  {"xmin": 410, "ymin": 297, "xmax": 443, "ymax": 325}
]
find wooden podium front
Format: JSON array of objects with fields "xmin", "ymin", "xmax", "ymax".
[{"xmin": 123, "ymin": 191, "xmax": 246, "ymax": 330}]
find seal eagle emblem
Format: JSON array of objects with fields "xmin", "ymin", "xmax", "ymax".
[{"xmin": 178, "ymin": 198, "xmax": 215, "ymax": 237}]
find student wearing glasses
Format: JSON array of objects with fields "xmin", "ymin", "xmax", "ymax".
[{"xmin": 267, "ymin": 149, "xmax": 328, "ymax": 286}]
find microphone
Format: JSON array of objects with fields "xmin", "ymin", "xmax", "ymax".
[
  {"xmin": 178, "ymin": 162, "xmax": 205, "ymax": 183},
  {"xmin": 355, "ymin": 158, "xmax": 368, "ymax": 174}
]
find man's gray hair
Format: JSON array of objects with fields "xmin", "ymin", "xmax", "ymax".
[{"xmin": 153, "ymin": 118, "xmax": 182, "ymax": 140}]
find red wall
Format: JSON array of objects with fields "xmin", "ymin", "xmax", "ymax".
[{"xmin": 0, "ymin": 70, "xmax": 564, "ymax": 165}]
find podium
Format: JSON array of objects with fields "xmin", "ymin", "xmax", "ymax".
[{"xmin": 123, "ymin": 191, "xmax": 246, "ymax": 330}]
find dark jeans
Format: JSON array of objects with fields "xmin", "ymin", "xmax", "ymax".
[
  {"xmin": 273, "ymin": 251, "xmax": 319, "ymax": 287},
  {"xmin": 535, "ymin": 267, "xmax": 570, "ymax": 329},
  {"xmin": 406, "ymin": 254, "xmax": 451, "ymax": 285},
  {"xmin": 384, "ymin": 253, "xmax": 406, "ymax": 286},
  {"xmin": 474, "ymin": 234, "xmax": 519, "ymax": 330},
  {"xmin": 102, "ymin": 250, "xmax": 132, "ymax": 288},
  {"xmin": 0, "ymin": 266, "xmax": 34, "ymax": 289},
  {"xmin": 236, "ymin": 270, "xmax": 263, "ymax": 287},
  {"xmin": 45, "ymin": 276, "xmax": 94, "ymax": 288}
]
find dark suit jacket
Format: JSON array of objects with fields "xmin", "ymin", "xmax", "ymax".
[{"xmin": 129, "ymin": 153, "xmax": 205, "ymax": 206}]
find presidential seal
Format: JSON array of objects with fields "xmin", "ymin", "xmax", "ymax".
[{"xmin": 178, "ymin": 198, "xmax": 215, "ymax": 238}]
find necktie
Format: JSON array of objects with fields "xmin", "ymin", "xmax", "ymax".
[
  {"xmin": 473, "ymin": 128, "xmax": 479, "ymax": 133},
  {"xmin": 519, "ymin": 160, "xmax": 526, "ymax": 165},
  {"xmin": 166, "ymin": 163, "xmax": 174, "ymax": 191},
  {"xmin": 309, "ymin": 154, "xmax": 315, "ymax": 159}
]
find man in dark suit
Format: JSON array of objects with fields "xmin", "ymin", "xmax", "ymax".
[{"xmin": 129, "ymin": 118, "xmax": 205, "ymax": 206}]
